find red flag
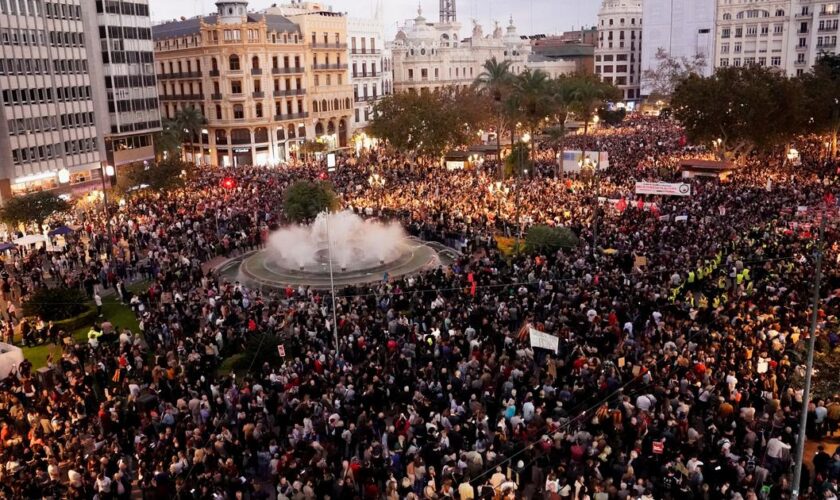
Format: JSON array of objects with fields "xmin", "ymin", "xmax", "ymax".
[
  {"xmin": 467, "ymin": 272, "xmax": 474, "ymax": 283},
  {"xmin": 650, "ymin": 204, "xmax": 660, "ymax": 217},
  {"xmin": 825, "ymin": 193, "xmax": 836, "ymax": 207},
  {"xmin": 470, "ymin": 282, "xmax": 477, "ymax": 296},
  {"xmin": 637, "ymin": 199, "xmax": 645, "ymax": 210},
  {"xmin": 616, "ymin": 198, "xmax": 627, "ymax": 212}
]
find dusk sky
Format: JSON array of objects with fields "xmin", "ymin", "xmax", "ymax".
[{"xmin": 148, "ymin": 0, "xmax": 599, "ymax": 38}]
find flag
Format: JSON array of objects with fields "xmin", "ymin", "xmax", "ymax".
[
  {"xmin": 616, "ymin": 198, "xmax": 627, "ymax": 212},
  {"xmin": 528, "ymin": 328, "xmax": 560, "ymax": 353},
  {"xmin": 637, "ymin": 199, "xmax": 645, "ymax": 211},
  {"xmin": 825, "ymin": 193, "xmax": 836, "ymax": 207}
]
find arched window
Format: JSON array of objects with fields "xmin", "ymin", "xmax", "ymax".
[
  {"xmin": 344, "ymin": 98, "xmax": 351, "ymax": 109},
  {"xmin": 775, "ymin": 9, "xmax": 785, "ymax": 16},
  {"xmin": 231, "ymin": 128, "xmax": 250, "ymax": 144},
  {"xmin": 288, "ymin": 124, "xmax": 296, "ymax": 138},
  {"xmin": 277, "ymin": 127, "xmax": 286, "ymax": 141},
  {"xmin": 333, "ymin": 98, "xmax": 339, "ymax": 110},
  {"xmin": 321, "ymin": 99, "xmax": 327, "ymax": 111},
  {"xmin": 215, "ymin": 129, "xmax": 228, "ymax": 144},
  {"xmin": 722, "ymin": 13, "xmax": 731, "ymax": 20},
  {"xmin": 211, "ymin": 57, "xmax": 218, "ymax": 71},
  {"xmin": 233, "ymin": 104, "xmax": 244, "ymax": 119},
  {"xmin": 312, "ymin": 100, "xmax": 319, "ymax": 112},
  {"xmin": 254, "ymin": 127, "xmax": 268, "ymax": 143},
  {"xmin": 229, "ymin": 54, "xmax": 240, "ymax": 71},
  {"xmin": 251, "ymin": 56, "xmax": 259, "ymax": 69}
]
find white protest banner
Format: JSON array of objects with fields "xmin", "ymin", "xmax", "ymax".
[
  {"xmin": 327, "ymin": 153, "xmax": 337, "ymax": 172},
  {"xmin": 529, "ymin": 328, "xmax": 559, "ymax": 353},
  {"xmin": 635, "ymin": 182, "xmax": 692, "ymax": 197},
  {"xmin": 674, "ymin": 215, "xmax": 689, "ymax": 222}
]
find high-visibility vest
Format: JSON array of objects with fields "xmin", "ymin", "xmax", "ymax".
[
  {"xmin": 742, "ymin": 268, "xmax": 751, "ymax": 281},
  {"xmin": 697, "ymin": 268, "xmax": 705, "ymax": 280},
  {"xmin": 688, "ymin": 272, "xmax": 696, "ymax": 284},
  {"xmin": 713, "ymin": 296, "xmax": 721, "ymax": 308},
  {"xmin": 718, "ymin": 277, "xmax": 727, "ymax": 289},
  {"xmin": 736, "ymin": 273, "xmax": 744, "ymax": 285}
]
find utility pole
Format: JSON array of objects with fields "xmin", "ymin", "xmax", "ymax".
[{"xmin": 791, "ymin": 209, "xmax": 827, "ymax": 500}]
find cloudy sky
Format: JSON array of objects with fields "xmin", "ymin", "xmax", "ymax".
[{"xmin": 148, "ymin": 0, "xmax": 598, "ymax": 38}]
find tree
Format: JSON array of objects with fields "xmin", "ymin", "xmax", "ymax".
[
  {"xmin": 802, "ymin": 54, "xmax": 840, "ymax": 158},
  {"xmin": 154, "ymin": 119, "xmax": 183, "ymax": 161},
  {"xmin": 672, "ymin": 66, "xmax": 805, "ymax": 157},
  {"xmin": 369, "ymin": 89, "xmax": 488, "ymax": 159},
  {"xmin": 283, "ymin": 180, "xmax": 338, "ymax": 222},
  {"xmin": 546, "ymin": 76, "xmax": 578, "ymax": 175},
  {"xmin": 597, "ymin": 106, "xmax": 627, "ymax": 126},
  {"xmin": 0, "ymin": 191, "xmax": 70, "ymax": 229},
  {"xmin": 504, "ymin": 142, "xmax": 532, "ymax": 178},
  {"xmin": 569, "ymin": 73, "xmax": 621, "ymax": 156},
  {"xmin": 23, "ymin": 287, "xmax": 90, "ymax": 321},
  {"xmin": 299, "ymin": 140, "xmax": 328, "ymax": 160},
  {"xmin": 175, "ymin": 106, "xmax": 205, "ymax": 165},
  {"xmin": 512, "ymin": 69, "xmax": 553, "ymax": 161},
  {"xmin": 525, "ymin": 225, "xmax": 579, "ymax": 254},
  {"xmin": 642, "ymin": 47, "xmax": 707, "ymax": 101},
  {"xmin": 116, "ymin": 159, "xmax": 191, "ymax": 195},
  {"xmin": 474, "ymin": 57, "xmax": 515, "ymax": 177}
]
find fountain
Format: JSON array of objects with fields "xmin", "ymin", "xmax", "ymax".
[{"xmin": 234, "ymin": 210, "xmax": 449, "ymax": 289}]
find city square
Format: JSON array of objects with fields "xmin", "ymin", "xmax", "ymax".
[{"xmin": 0, "ymin": 0, "xmax": 839, "ymax": 499}]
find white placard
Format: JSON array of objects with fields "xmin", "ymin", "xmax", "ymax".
[
  {"xmin": 327, "ymin": 153, "xmax": 336, "ymax": 172},
  {"xmin": 529, "ymin": 328, "xmax": 559, "ymax": 353},
  {"xmin": 635, "ymin": 182, "xmax": 692, "ymax": 197}
]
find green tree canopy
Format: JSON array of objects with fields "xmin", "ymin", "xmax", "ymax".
[
  {"xmin": 801, "ymin": 54, "xmax": 840, "ymax": 158},
  {"xmin": 116, "ymin": 159, "xmax": 191, "ymax": 195},
  {"xmin": 525, "ymin": 225, "xmax": 580, "ymax": 254},
  {"xmin": 672, "ymin": 66, "xmax": 805, "ymax": 156},
  {"xmin": 1, "ymin": 191, "xmax": 70, "ymax": 228},
  {"xmin": 369, "ymin": 88, "xmax": 490, "ymax": 158},
  {"xmin": 283, "ymin": 180, "xmax": 338, "ymax": 222}
]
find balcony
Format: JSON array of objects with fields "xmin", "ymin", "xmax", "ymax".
[
  {"xmin": 821, "ymin": 10, "xmax": 840, "ymax": 16},
  {"xmin": 229, "ymin": 92, "xmax": 246, "ymax": 101},
  {"xmin": 273, "ymin": 89, "xmax": 306, "ymax": 97},
  {"xmin": 272, "ymin": 66, "xmax": 305, "ymax": 75},
  {"xmin": 311, "ymin": 42, "xmax": 347, "ymax": 49},
  {"xmin": 209, "ymin": 69, "xmax": 220, "ymax": 77},
  {"xmin": 160, "ymin": 94, "xmax": 204, "ymax": 101},
  {"xmin": 274, "ymin": 112, "xmax": 309, "ymax": 121},
  {"xmin": 818, "ymin": 41, "xmax": 838, "ymax": 47},
  {"xmin": 352, "ymin": 72, "xmax": 380, "ymax": 79},
  {"xmin": 252, "ymin": 91, "xmax": 265, "ymax": 98},
  {"xmin": 251, "ymin": 68, "xmax": 262, "ymax": 75},
  {"xmin": 351, "ymin": 48, "xmax": 381, "ymax": 55},
  {"xmin": 818, "ymin": 26, "xmax": 838, "ymax": 31},
  {"xmin": 159, "ymin": 71, "xmax": 202, "ymax": 80},
  {"xmin": 312, "ymin": 63, "xmax": 348, "ymax": 71},
  {"xmin": 354, "ymin": 95, "xmax": 378, "ymax": 103},
  {"xmin": 211, "ymin": 93, "xmax": 223, "ymax": 100}
]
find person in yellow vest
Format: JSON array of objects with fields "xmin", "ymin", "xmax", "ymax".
[
  {"xmin": 688, "ymin": 271, "xmax": 695, "ymax": 284},
  {"xmin": 718, "ymin": 275, "xmax": 727, "ymax": 290},
  {"xmin": 697, "ymin": 267, "xmax": 705, "ymax": 281},
  {"xmin": 742, "ymin": 268, "xmax": 751, "ymax": 282},
  {"xmin": 713, "ymin": 295, "xmax": 721, "ymax": 309},
  {"xmin": 87, "ymin": 325, "xmax": 103, "ymax": 348}
]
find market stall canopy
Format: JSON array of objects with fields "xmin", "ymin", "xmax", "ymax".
[{"xmin": 48, "ymin": 226, "xmax": 74, "ymax": 237}]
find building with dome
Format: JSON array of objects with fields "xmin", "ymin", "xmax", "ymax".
[{"xmin": 390, "ymin": 1, "xmax": 575, "ymax": 94}]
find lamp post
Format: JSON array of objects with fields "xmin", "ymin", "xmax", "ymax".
[{"xmin": 100, "ymin": 163, "xmax": 115, "ymax": 253}]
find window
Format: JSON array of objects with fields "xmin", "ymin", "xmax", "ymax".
[
  {"xmin": 774, "ymin": 24, "xmax": 784, "ymax": 35},
  {"xmin": 722, "ymin": 28, "xmax": 731, "ymax": 38},
  {"xmin": 251, "ymin": 56, "xmax": 259, "ymax": 69},
  {"xmin": 231, "ymin": 80, "xmax": 242, "ymax": 94},
  {"xmin": 734, "ymin": 43, "xmax": 742, "ymax": 53},
  {"xmin": 723, "ymin": 13, "xmax": 731, "ymax": 20},
  {"xmin": 233, "ymin": 104, "xmax": 244, "ymax": 119},
  {"xmin": 229, "ymin": 54, "xmax": 240, "ymax": 71},
  {"xmin": 771, "ymin": 56, "xmax": 781, "ymax": 66},
  {"xmin": 255, "ymin": 103, "xmax": 263, "ymax": 118}
]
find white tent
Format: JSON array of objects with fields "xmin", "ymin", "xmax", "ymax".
[
  {"xmin": 0, "ymin": 343, "xmax": 23, "ymax": 380},
  {"xmin": 13, "ymin": 234, "xmax": 48, "ymax": 246}
]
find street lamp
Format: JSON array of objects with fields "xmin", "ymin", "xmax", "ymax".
[
  {"xmin": 100, "ymin": 163, "xmax": 115, "ymax": 252},
  {"xmin": 57, "ymin": 168, "xmax": 70, "ymax": 185},
  {"xmin": 488, "ymin": 181, "xmax": 510, "ymax": 233}
]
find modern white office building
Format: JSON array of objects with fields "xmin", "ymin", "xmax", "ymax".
[
  {"xmin": 641, "ymin": 0, "xmax": 715, "ymax": 96},
  {"xmin": 0, "ymin": 0, "xmax": 109, "ymax": 200},
  {"xmin": 347, "ymin": 13, "xmax": 392, "ymax": 131}
]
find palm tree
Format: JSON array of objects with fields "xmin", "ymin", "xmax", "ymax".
[
  {"xmin": 547, "ymin": 75, "xmax": 577, "ymax": 175},
  {"xmin": 474, "ymin": 57, "xmax": 513, "ymax": 179},
  {"xmin": 175, "ymin": 106, "xmax": 205, "ymax": 166},
  {"xmin": 512, "ymin": 69, "xmax": 552, "ymax": 162},
  {"xmin": 155, "ymin": 119, "xmax": 183, "ymax": 161},
  {"xmin": 569, "ymin": 73, "xmax": 620, "ymax": 158}
]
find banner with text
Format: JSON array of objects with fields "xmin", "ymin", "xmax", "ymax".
[
  {"xmin": 529, "ymin": 328, "xmax": 560, "ymax": 353},
  {"xmin": 635, "ymin": 182, "xmax": 692, "ymax": 197}
]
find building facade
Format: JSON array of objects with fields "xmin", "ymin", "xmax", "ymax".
[
  {"xmin": 530, "ymin": 32, "xmax": 597, "ymax": 74},
  {"xmin": 641, "ymin": 0, "xmax": 715, "ymax": 96},
  {"xmin": 95, "ymin": 0, "xmax": 161, "ymax": 169},
  {"xmin": 713, "ymin": 0, "xmax": 839, "ymax": 76},
  {"xmin": 595, "ymin": 0, "xmax": 644, "ymax": 103},
  {"xmin": 347, "ymin": 15, "xmax": 392, "ymax": 131},
  {"xmin": 153, "ymin": 1, "xmax": 353, "ymax": 167},
  {"xmin": 390, "ymin": 2, "xmax": 542, "ymax": 94},
  {"xmin": 0, "ymin": 0, "xmax": 109, "ymax": 200}
]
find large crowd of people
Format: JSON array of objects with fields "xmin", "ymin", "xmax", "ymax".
[{"xmin": 0, "ymin": 115, "xmax": 839, "ymax": 500}]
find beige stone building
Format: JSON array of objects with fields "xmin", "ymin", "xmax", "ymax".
[{"xmin": 152, "ymin": 0, "xmax": 353, "ymax": 167}]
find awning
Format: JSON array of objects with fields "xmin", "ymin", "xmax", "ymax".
[{"xmin": 48, "ymin": 225, "xmax": 74, "ymax": 237}]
